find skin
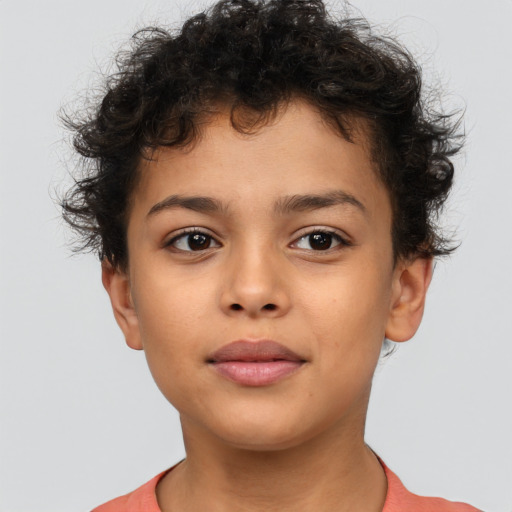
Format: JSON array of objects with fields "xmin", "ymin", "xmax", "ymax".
[{"xmin": 103, "ymin": 100, "xmax": 432, "ymax": 512}]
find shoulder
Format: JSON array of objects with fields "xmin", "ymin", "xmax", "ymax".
[
  {"xmin": 90, "ymin": 469, "xmax": 169, "ymax": 512},
  {"xmin": 381, "ymin": 460, "xmax": 481, "ymax": 512}
]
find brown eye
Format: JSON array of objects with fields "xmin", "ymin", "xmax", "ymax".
[
  {"xmin": 309, "ymin": 232, "xmax": 333, "ymax": 250},
  {"xmin": 294, "ymin": 230, "xmax": 346, "ymax": 251},
  {"xmin": 187, "ymin": 233, "xmax": 211, "ymax": 250},
  {"xmin": 169, "ymin": 230, "xmax": 221, "ymax": 252}
]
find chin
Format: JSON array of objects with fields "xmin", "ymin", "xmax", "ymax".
[
  {"xmin": 223, "ymin": 432, "xmax": 310, "ymax": 453},
  {"xmin": 207, "ymin": 414, "xmax": 320, "ymax": 453}
]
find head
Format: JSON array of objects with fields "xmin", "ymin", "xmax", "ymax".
[
  {"xmin": 62, "ymin": 0, "xmax": 461, "ymax": 450},
  {"xmin": 63, "ymin": 0, "xmax": 460, "ymax": 272}
]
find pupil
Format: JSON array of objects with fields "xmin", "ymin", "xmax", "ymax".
[
  {"xmin": 188, "ymin": 233, "xmax": 210, "ymax": 250},
  {"xmin": 310, "ymin": 232, "xmax": 331, "ymax": 250}
]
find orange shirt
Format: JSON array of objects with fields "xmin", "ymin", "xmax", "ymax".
[{"xmin": 92, "ymin": 460, "xmax": 480, "ymax": 512}]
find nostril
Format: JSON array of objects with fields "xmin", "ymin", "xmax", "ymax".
[{"xmin": 228, "ymin": 303, "xmax": 277, "ymax": 312}]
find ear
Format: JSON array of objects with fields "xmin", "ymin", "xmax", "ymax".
[
  {"xmin": 385, "ymin": 257, "xmax": 433, "ymax": 343},
  {"xmin": 101, "ymin": 260, "xmax": 143, "ymax": 350}
]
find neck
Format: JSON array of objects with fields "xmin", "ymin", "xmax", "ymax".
[{"xmin": 157, "ymin": 414, "xmax": 387, "ymax": 512}]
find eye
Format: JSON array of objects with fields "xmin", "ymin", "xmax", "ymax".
[
  {"xmin": 167, "ymin": 229, "xmax": 221, "ymax": 252},
  {"xmin": 293, "ymin": 230, "xmax": 348, "ymax": 251}
]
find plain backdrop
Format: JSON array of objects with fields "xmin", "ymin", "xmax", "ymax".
[{"xmin": 1, "ymin": 0, "xmax": 511, "ymax": 511}]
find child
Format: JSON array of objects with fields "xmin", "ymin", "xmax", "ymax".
[{"xmin": 61, "ymin": 0, "xmax": 479, "ymax": 510}]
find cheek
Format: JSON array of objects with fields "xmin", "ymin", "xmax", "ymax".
[
  {"xmin": 129, "ymin": 260, "xmax": 239, "ymax": 404},
  {"xmin": 300, "ymin": 259, "xmax": 393, "ymax": 369},
  {"xmin": 133, "ymin": 262, "xmax": 214, "ymax": 337},
  {"xmin": 301, "ymin": 273, "xmax": 390, "ymax": 415},
  {"xmin": 130, "ymin": 269, "xmax": 213, "ymax": 389}
]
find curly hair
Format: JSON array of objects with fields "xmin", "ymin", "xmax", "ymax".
[{"xmin": 61, "ymin": 0, "xmax": 462, "ymax": 271}]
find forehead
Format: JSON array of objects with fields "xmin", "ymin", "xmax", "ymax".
[{"xmin": 131, "ymin": 100, "xmax": 389, "ymax": 223}]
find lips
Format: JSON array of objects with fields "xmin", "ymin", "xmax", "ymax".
[
  {"xmin": 208, "ymin": 339, "xmax": 304, "ymax": 363},
  {"xmin": 207, "ymin": 340, "xmax": 306, "ymax": 386}
]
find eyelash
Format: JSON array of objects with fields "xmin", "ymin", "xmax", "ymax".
[
  {"xmin": 165, "ymin": 227, "xmax": 352, "ymax": 253},
  {"xmin": 293, "ymin": 229, "xmax": 351, "ymax": 251},
  {"xmin": 165, "ymin": 228, "xmax": 221, "ymax": 252}
]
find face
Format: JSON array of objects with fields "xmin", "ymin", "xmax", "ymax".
[{"xmin": 105, "ymin": 100, "xmax": 430, "ymax": 452}]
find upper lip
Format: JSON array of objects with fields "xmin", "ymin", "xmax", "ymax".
[{"xmin": 207, "ymin": 340, "xmax": 305, "ymax": 363}]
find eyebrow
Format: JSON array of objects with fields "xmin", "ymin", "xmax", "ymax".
[
  {"xmin": 147, "ymin": 190, "xmax": 366, "ymax": 218},
  {"xmin": 147, "ymin": 195, "xmax": 228, "ymax": 217},
  {"xmin": 274, "ymin": 190, "xmax": 367, "ymax": 216}
]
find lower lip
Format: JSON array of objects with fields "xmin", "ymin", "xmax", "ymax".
[{"xmin": 210, "ymin": 361, "xmax": 304, "ymax": 386}]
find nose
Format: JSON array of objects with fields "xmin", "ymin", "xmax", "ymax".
[{"xmin": 219, "ymin": 243, "xmax": 292, "ymax": 318}]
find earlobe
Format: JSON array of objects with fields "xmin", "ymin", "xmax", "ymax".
[
  {"xmin": 101, "ymin": 261, "xmax": 143, "ymax": 350},
  {"xmin": 385, "ymin": 257, "xmax": 433, "ymax": 343}
]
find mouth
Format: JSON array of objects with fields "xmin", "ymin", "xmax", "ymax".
[{"xmin": 207, "ymin": 339, "xmax": 306, "ymax": 387}]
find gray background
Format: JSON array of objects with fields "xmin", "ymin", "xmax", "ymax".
[{"xmin": 1, "ymin": 0, "xmax": 511, "ymax": 510}]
